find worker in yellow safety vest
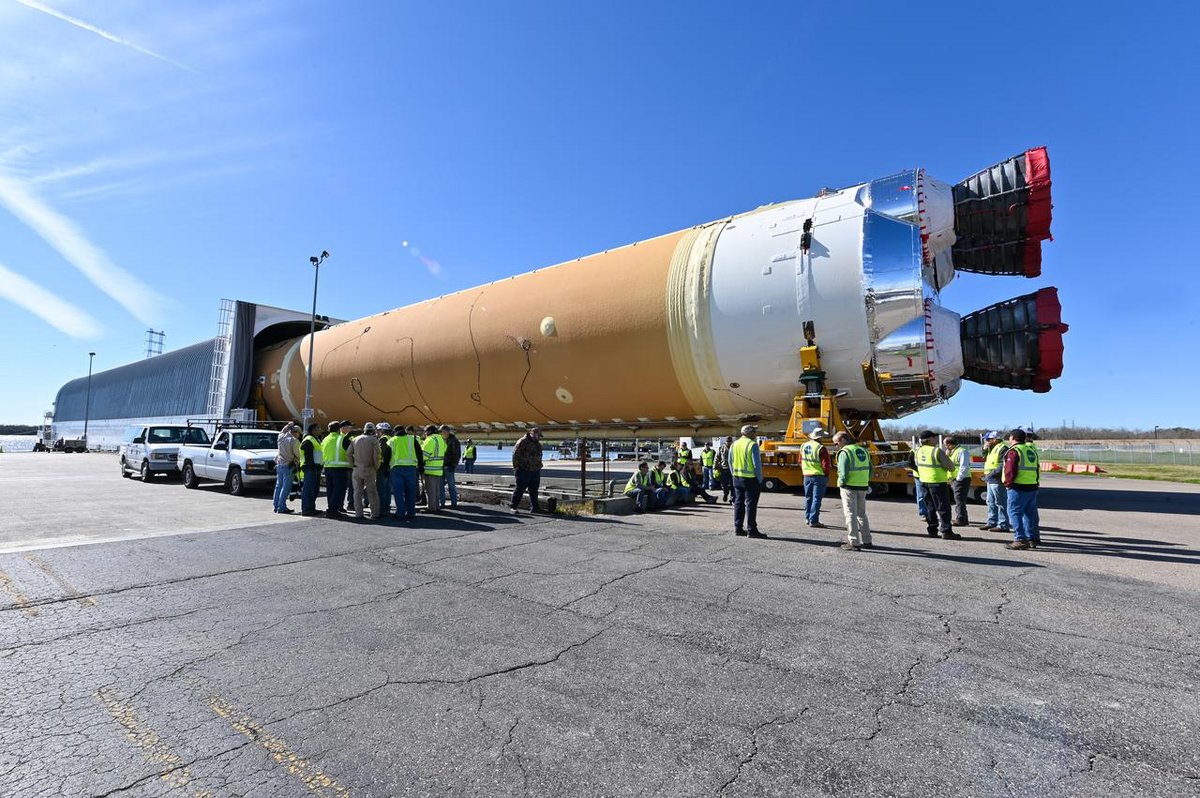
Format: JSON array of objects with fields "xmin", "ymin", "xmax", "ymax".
[
  {"xmin": 730, "ymin": 424, "xmax": 764, "ymax": 538},
  {"xmin": 700, "ymin": 443, "xmax": 716, "ymax": 489},
  {"xmin": 980, "ymin": 431, "xmax": 1011, "ymax": 534},
  {"xmin": 388, "ymin": 425, "xmax": 423, "ymax": 521},
  {"xmin": 833, "ymin": 431, "xmax": 872, "ymax": 550},
  {"xmin": 1002, "ymin": 428, "xmax": 1041, "ymax": 550},
  {"xmin": 624, "ymin": 461, "xmax": 653, "ymax": 513},
  {"xmin": 677, "ymin": 441, "xmax": 692, "ymax": 468},
  {"xmin": 463, "ymin": 440, "xmax": 478, "ymax": 474},
  {"xmin": 912, "ymin": 430, "xmax": 959, "ymax": 540},
  {"xmin": 321, "ymin": 420, "xmax": 353, "ymax": 518},
  {"xmin": 943, "ymin": 435, "xmax": 972, "ymax": 527},
  {"xmin": 800, "ymin": 428, "xmax": 831, "ymax": 528},
  {"xmin": 299, "ymin": 423, "xmax": 324, "ymax": 516},
  {"xmin": 420, "ymin": 424, "xmax": 447, "ymax": 513}
]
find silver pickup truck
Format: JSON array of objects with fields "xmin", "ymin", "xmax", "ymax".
[
  {"xmin": 178, "ymin": 428, "xmax": 282, "ymax": 495},
  {"xmin": 119, "ymin": 424, "xmax": 212, "ymax": 481}
]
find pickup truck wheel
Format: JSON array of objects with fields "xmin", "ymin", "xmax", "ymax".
[
  {"xmin": 140, "ymin": 460, "xmax": 152, "ymax": 481},
  {"xmin": 120, "ymin": 458, "xmax": 131, "ymax": 478},
  {"xmin": 228, "ymin": 467, "xmax": 245, "ymax": 496},
  {"xmin": 182, "ymin": 463, "xmax": 199, "ymax": 489}
]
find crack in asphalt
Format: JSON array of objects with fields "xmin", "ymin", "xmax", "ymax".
[{"xmin": 718, "ymin": 709, "xmax": 807, "ymax": 795}]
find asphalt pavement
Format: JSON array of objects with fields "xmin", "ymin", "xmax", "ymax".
[{"xmin": 1, "ymin": 453, "xmax": 1197, "ymax": 797}]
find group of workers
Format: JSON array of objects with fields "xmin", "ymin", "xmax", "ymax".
[
  {"xmin": 273, "ymin": 420, "xmax": 480, "ymax": 521},
  {"xmin": 271, "ymin": 418, "xmax": 1042, "ymax": 551},
  {"xmin": 625, "ymin": 424, "xmax": 1042, "ymax": 554}
]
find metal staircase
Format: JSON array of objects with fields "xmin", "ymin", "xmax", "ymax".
[{"xmin": 206, "ymin": 299, "xmax": 235, "ymax": 418}]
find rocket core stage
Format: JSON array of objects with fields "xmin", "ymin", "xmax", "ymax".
[{"xmin": 256, "ymin": 147, "xmax": 1067, "ymax": 438}]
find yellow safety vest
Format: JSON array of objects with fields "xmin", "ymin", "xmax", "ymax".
[
  {"xmin": 949, "ymin": 445, "xmax": 969, "ymax": 478},
  {"xmin": 302, "ymin": 435, "xmax": 323, "ymax": 465},
  {"xmin": 800, "ymin": 440, "xmax": 825, "ymax": 476},
  {"xmin": 421, "ymin": 435, "xmax": 446, "ymax": 476},
  {"xmin": 837, "ymin": 444, "xmax": 871, "ymax": 488},
  {"xmin": 677, "ymin": 447, "xmax": 691, "ymax": 466},
  {"xmin": 666, "ymin": 470, "xmax": 683, "ymax": 490},
  {"xmin": 984, "ymin": 443, "xmax": 1008, "ymax": 472},
  {"xmin": 650, "ymin": 468, "xmax": 667, "ymax": 486},
  {"xmin": 322, "ymin": 433, "xmax": 349, "ymax": 468},
  {"xmin": 389, "ymin": 434, "xmax": 418, "ymax": 468},
  {"xmin": 1013, "ymin": 443, "xmax": 1040, "ymax": 486},
  {"xmin": 624, "ymin": 472, "xmax": 649, "ymax": 494},
  {"xmin": 915, "ymin": 445, "xmax": 948, "ymax": 484},
  {"xmin": 701, "ymin": 449, "xmax": 715, "ymax": 467},
  {"xmin": 731, "ymin": 437, "xmax": 757, "ymax": 479},
  {"xmin": 464, "ymin": 444, "xmax": 476, "ymax": 460}
]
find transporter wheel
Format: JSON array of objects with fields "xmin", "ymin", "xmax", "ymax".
[
  {"xmin": 866, "ymin": 482, "xmax": 890, "ymax": 498},
  {"xmin": 762, "ymin": 477, "xmax": 783, "ymax": 492},
  {"xmin": 182, "ymin": 463, "xmax": 199, "ymax": 489},
  {"xmin": 140, "ymin": 460, "xmax": 152, "ymax": 481},
  {"xmin": 971, "ymin": 485, "xmax": 986, "ymax": 504},
  {"xmin": 119, "ymin": 457, "xmax": 131, "ymax": 478},
  {"xmin": 227, "ymin": 467, "xmax": 245, "ymax": 496}
]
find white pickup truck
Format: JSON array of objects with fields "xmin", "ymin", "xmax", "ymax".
[
  {"xmin": 178, "ymin": 428, "xmax": 282, "ymax": 495},
  {"xmin": 119, "ymin": 424, "xmax": 213, "ymax": 481}
]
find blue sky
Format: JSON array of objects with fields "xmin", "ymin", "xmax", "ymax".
[{"xmin": 0, "ymin": 0, "xmax": 1196, "ymax": 429}]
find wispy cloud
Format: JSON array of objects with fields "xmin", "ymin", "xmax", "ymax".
[
  {"xmin": 0, "ymin": 171, "xmax": 166, "ymax": 327},
  {"xmin": 0, "ymin": 262, "xmax": 102, "ymax": 337},
  {"xmin": 11, "ymin": 0, "xmax": 195, "ymax": 72}
]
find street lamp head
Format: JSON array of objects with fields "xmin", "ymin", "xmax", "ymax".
[
  {"xmin": 88, "ymin": 351, "xmax": 96, "ymax": 357},
  {"xmin": 320, "ymin": 250, "xmax": 329, "ymax": 259},
  {"xmin": 309, "ymin": 256, "xmax": 319, "ymax": 265}
]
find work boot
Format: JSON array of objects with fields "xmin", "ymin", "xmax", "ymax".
[
  {"xmin": 747, "ymin": 530, "xmax": 767, "ymax": 539},
  {"xmin": 734, "ymin": 529, "xmax": 747, "ymax": 537},
  {"xmin": 1007, "ymin": 541, "xmax": 1030, "ymax": 550},
  {"xmin": 943, "ymin": 531, "xmax": 962, "ymax": 540},
  {"xmin": 979, "ymin": 525, "xmax": 995, "ymax": 532},
  {"xmin": 839, "ymin": 542, "xmax": 861, "ymax": 552}
]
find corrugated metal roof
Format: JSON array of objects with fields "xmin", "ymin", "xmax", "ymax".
[{"xmin": 54, "ymin": 339, "xmax": 215, "ymax": 422}]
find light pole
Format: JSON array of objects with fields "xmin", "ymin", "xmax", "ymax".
[
  {"xmin": 302, "ymin": 251, "xmax": 329, "ymax": 431},
  {"xmin": 1154, "ymin": 425, "xmax": 1160, "ymax": 441},
  {"xmin": 83, "ymin": 351, "xmax": 96, "ymax": 450}
]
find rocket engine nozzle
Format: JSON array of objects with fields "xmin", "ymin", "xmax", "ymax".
[
  {"xmin": 960, "ymin": 287, "xmax": 1068, "ymax": 393},
  {"xmin": 952, "ymin": 147, "xmax": 1053, "ymax": 278}
]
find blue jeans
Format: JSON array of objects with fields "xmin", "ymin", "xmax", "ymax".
[
  {"xmin": 653, "ymin": 487, "xmax": 672, "ymax": 508},
  {"xmin": 1007, "ymin": 488, "xmax": 1040, "ymax": 542},
  {"xmin": 803, "ymin": 475, "xmax": 827, "ymax": 524},
  {"xmin": 674, "ymin": 487, "xmax": 691, "ymax": 504},
  {"xmin": 441, "ymin": 469, "xmax": 458, "ymax": 506},
  {"xmin": 702, "ymin": 466, "xmax": 713, "ymax": 489},
  {"xmin": 986, "ymin": 482, "xmax": 1010, "ymax": 530},
  {"xmin": 273, "ymin": 463, "xmax": 293, "ymax": 512},
  {"xmin": 301, "ymin": 465, "xmax": 321, "ymax": 514},
  {"xmin": 463, "ymin": 459, "xmax": 475, "ymax": 474},
  {"xmin": 391, "ymin": 466, "xmax": 419, "ymax": 518},
  {"xmin": 376, "ymin": 470, "xmax": 392, "ymax": 516},
  {"xmin": 626, "ymin": 488, "xmax": 652, "ymax": 512},
  {"xmin": 914, "ymin": 478, "xmax": 927, "ymax": 517}
]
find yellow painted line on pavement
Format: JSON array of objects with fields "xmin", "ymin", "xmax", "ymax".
[
  {"xmin": 208, "ymin": 695, "xmax": 351, "ymax": 797},
  {"xmin": 0, "ymin": 569, "xmax": 38, "ymax": 617},
  {"xmin": 23, "ymin": 553, "xmax": 98, "ymax": 607},
  {"xmin": 95, "ymin": 686, "xmax": 213, "ymax": 797}
]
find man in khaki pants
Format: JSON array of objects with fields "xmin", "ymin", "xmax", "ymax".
[
  {"xmin": 351, "ymin": 423, "xmax": 381, "ymax": 520},
  {"xmin": 833, "ymin": 431, "xmax": 873, "ymax": 551}
]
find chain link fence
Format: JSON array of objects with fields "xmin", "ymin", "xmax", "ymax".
[{"xmin": 1037, "ymin": 439, "xmax": 1197, "ymax": 466}]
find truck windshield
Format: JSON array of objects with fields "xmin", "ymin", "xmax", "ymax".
[
  {"xmin": 232, "ymin": 433, "xmax": 279, "ymax": 450},
  {"xmin": 148, "ymin": 427, "xmax": 212, "ymax": 445}
]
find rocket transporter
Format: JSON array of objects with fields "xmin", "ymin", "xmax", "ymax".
[{"xmin": 255, "ymin": 147, "xmax": 1066, "ymax": 438}]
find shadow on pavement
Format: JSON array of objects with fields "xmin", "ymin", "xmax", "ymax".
[{"xmin": 1040, "ymin": 485, "xmax": 1200, "ymax": 515}]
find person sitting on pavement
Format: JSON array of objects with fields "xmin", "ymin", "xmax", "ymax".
[
  {"xmin": 623, "ymin": 461, "xmax": 654, "ymax": 513},
  {"xmin": 650, "ymin": 460, "xmax": 673, "ymax": 507},
  {"xmin": 683, "ymin": 460, "xmax": 718, "ymax": 504},
  {"xmin": 666, "ymin": 462, "xmax": 692, "ymax": 504}
]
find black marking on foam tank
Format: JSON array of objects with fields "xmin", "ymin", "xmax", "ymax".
[
  {"xmin": 465, "ymin": 291, "xmax": 516, "ymax": 424},
  {"xmin": 506, "ymin": 334, "xmax": 557, "ymax": 424},
  {"xmin": 709, "ymin": 386, "xmax": 787, "ymax": 415}
]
